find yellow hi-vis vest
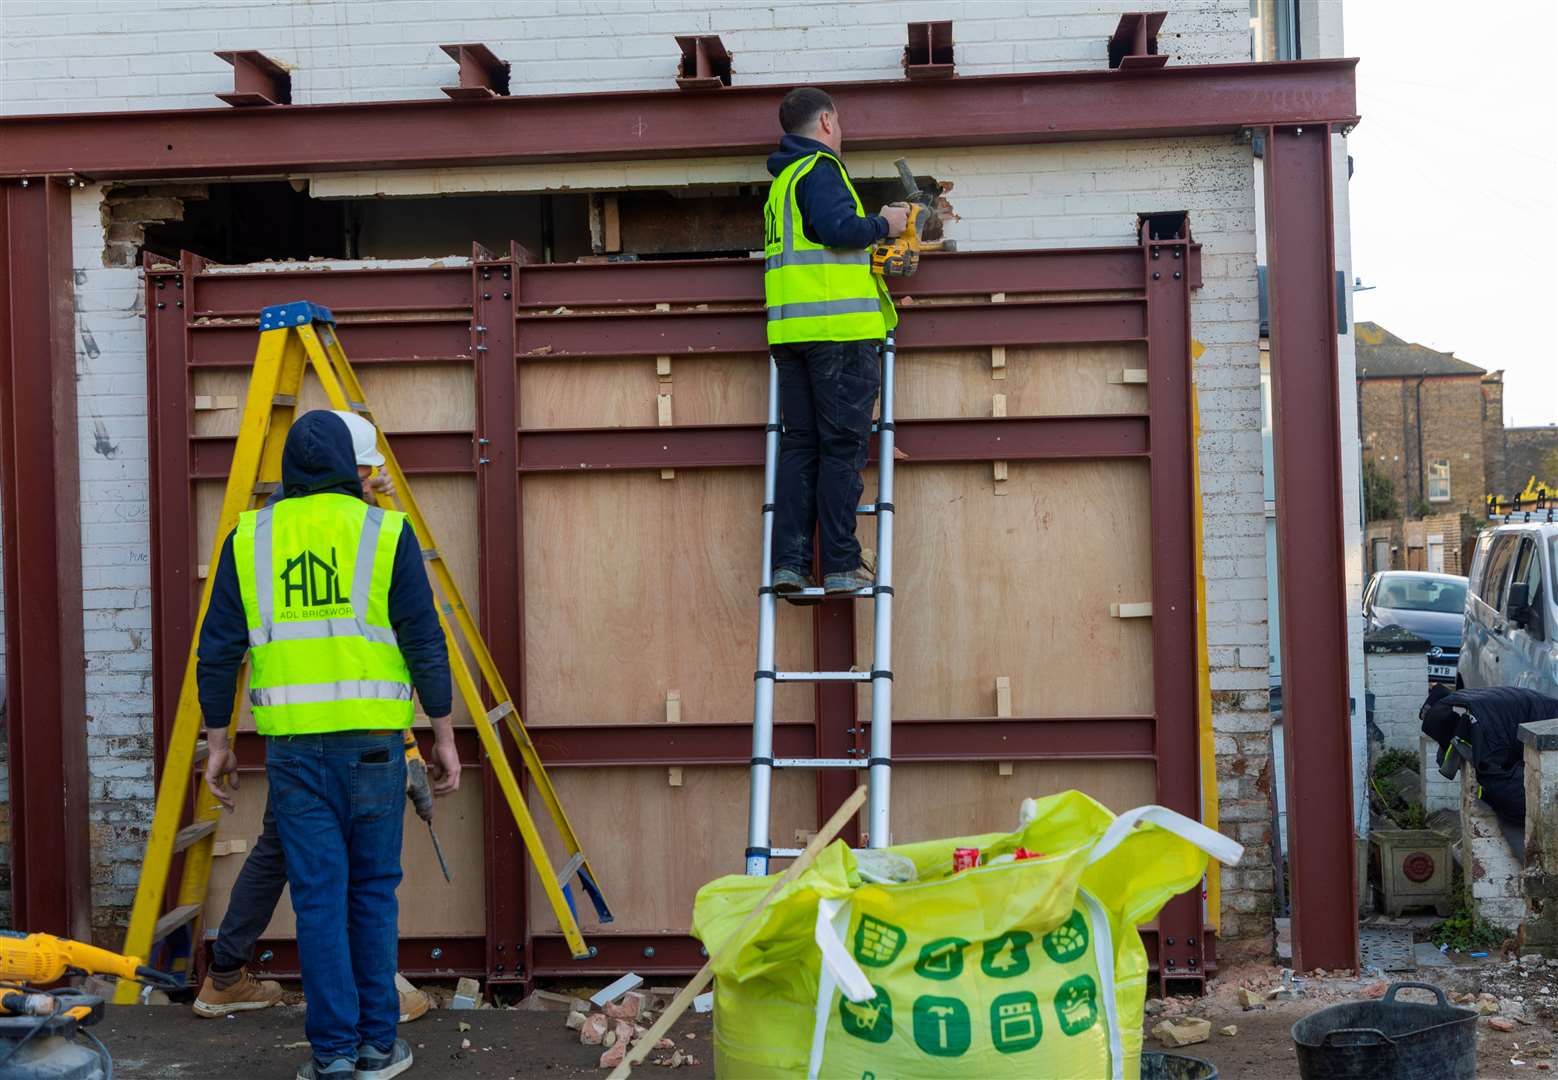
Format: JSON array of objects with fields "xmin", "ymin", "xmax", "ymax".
[
  {"xmin": 233, "ymin": 493, "xmax": 414, "ymax": 735},
  {"xmin": 764, "ymin": 150, "xmax": 897, "ymax": 345}
]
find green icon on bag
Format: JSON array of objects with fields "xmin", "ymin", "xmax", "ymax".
[
  {"xmin": 980, "ymin": 930, "xmax": 1033, "ymax": 979},
  {"xmin": 914, "ymin": 937, "xmax": 968, "ymax": 981},
  {"xmin": 1054, "ymin": 974, "xmax": 1100, "ymax": 1037},
  {"xmin": 911, "ymin": 995, "xmax": 971, "ymax": 1057},
  {"xmin": 1042, "ymin": 909, "xmax": 1091, "ymax": 964},
  {"xmin": 853, "ymin": 915, "xmax": 907, "ymax": 967},
  {"xmin": 991, "ymin": 991, "xmax": 1044, "ymax": 1054},
  {"xmin": 839, "ymin": 984, "xmax": 894, "ymax": 1044}
]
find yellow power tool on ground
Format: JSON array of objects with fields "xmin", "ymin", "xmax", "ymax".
[
  {"xmin": 0, "ymin": 930, "xmax": 179, "ymax": 994},
  {"xmin": 870, "ymin": 157, "xmax": 953, "ymax": 278}
]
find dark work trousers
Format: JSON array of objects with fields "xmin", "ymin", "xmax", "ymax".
[
  {"xmin": 771, "ymin": 339, "xmax": 883, "ymax": 577},
  {"xmin": 210, "ymin": 795, "xmax": 287, "ymax": 974}
]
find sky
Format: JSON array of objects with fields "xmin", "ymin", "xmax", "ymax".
[{"xmin": 1344, "ymin": 0, "xmax": 1558, "ymax": 427}]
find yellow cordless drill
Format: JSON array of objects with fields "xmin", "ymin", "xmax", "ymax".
[{"xmin": 870, "ymin": 158, "xmax": 952, "ymax": 278}]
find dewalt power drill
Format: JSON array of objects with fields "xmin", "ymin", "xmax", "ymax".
[{"xmin": 870, "ymin": 158, "xmax": 953, "ymax": 278}]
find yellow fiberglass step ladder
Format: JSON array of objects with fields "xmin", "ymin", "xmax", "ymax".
[{"xmin": 117, "ymin": 300, "xmax": 610, "ymax": 1002}]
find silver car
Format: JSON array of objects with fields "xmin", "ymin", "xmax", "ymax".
[{"xmin": 1461, "ymin": 521, "xmax": 1558, "ymax": 695}]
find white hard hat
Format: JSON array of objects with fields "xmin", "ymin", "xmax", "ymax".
[{"xmin": 331, "ymin": 410, "xmax": 385, "ymax": 467}]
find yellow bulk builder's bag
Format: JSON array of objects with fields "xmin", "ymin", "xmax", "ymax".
[{"xmin": 691, "ymin": 791, "xmax": 1242, "ymax": 1079}]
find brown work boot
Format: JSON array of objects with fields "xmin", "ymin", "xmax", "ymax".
[
  {"xmin": 396, "ymin": 973, "xmax": 431, "ymax": 1023},
  {"xmin": 192, "ymin": 966, "xmax": 283, "ymax": 1017}
]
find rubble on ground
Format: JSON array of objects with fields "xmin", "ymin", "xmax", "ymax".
[{"xmin": 1152, "ymin": 1017, "xmax": 1211, "ymax": 1047}]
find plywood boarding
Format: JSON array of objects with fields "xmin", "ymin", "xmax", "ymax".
[
  {"xmin": 525, "ymin": 766, "xmax": 816, "ymax": 934},
  {"xmin": 856, "ymin": 460, "xmax": 1154, "ymax": 718},
  {"xmin": 202, "ymin": 772, "xmax": 487, "ymax": 937},
  {"xmin": 189, "ymin": 363, "xmax": 475, "ymax": 436},
  {"xmin": 194, "ymin": 473, "xmax": 483, "ymax": 727},
  {"xmin": 517, "ymin": 344, "xmax": 1145, "ymax": 431},
  {"xmin": 522, "ymin": 470, "xmax": 815, "ymax": 728},
  {"xmin": 894, "ymin": 345, "xmax": 1148, "ymax": 419},
  {"xmin": 520, "ymin": 356, "xmax": 765, "ymax": 429},
  {"xmin": 886, "ymin": 761, "xmax": 1157, "ymax": 844}
]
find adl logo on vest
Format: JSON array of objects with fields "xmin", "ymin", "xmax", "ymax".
[{"xmin": 279, "ymin": 547, "xmax": 353, "ymax": 620}]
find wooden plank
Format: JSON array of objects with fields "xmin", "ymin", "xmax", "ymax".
[
  {"xmin": 519, "ymin": 356, "xmax": 765, "ymax": 430},
  {"xmin": 887, "ymin": 760, "xmax": 1157, "ymax": 843},
  {"xmin": 522, "ymin": 470, "xmax": 814, "ymax": 727},
  {"xmin": 202, "ymin": 773, "xmax": 488, "ymax": 937},
  {"xmin": 855, "ymin": 460, "xmax": 1154, "ymax": 718},
  {"xmin": 525, "ymin": 766, "xmax": 816, "ymax": 934},
  {"xmin": 189, "ymin": 362, "xmax": 474, "ymax": 436},
  {"xmin": 895, "ymin": 344, "xmax": 1149, "ymax": 420}
]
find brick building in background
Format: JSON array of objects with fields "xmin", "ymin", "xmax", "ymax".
[{"xmin": 1357, "ymin": 321, "xmax": 1501, "ymax": 576}]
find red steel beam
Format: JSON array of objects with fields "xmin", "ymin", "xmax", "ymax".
[
  {"xmin": 188, "ymin": 319, "xmax": 472, "ymax": 368},
  {"xmin": 513, "ymin": 247, "xmax": 1186, "ymax": 307},
  {"xmin": 526, "ymin": 716, "xmax": 1154, "ymax": 766},
  {"xmin": 529, "ymin": 927, "xmax": 1214, "ymax": 978},
  {"xmin": 248, "ymin": 936, "xmax": 487, "ymax": 981},
  {"xmin": 518, "ymin": 299, "xmax": 1144, "ymax": 358},
  {"xmin": 0, "ymin": 179, "xmax": 92, "ymax": 939},
  {"xmin": 473, "ymin": 247, "xmax": 529, "ymax": 984},
  {"xmin": 1263, "ymin": 125, "xmax": 1357, "ymax": 972},
  {"xmin": 186, "ymin": 265, "xmax": 473, "ymax": 315},
  {"xmin": 0, "ymin": 60, "xmax": 1357, "ymax": 180},
  {"xmin": 191, "ymin": 430, "xmax": 476, "ymax": 477},
  {"xmin": 1139, "ymin": 215, "xmax": 1206, "ymax": 991},
  {"xmin": 516, "ymin": 415, "xmax": 1149, "ymax": 472}
]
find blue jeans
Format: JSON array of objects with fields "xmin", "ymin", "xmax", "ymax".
[
  {"xmin": 210, "ymin": 797, "xmax": 287, "ymax": 974},
  {"xmin": 267, "ymin": 732, "xmax": 406, "ymax": 1065},
  {"xmin": 772, "ymin": 340, "xmax": 882, "ymax": 576}
]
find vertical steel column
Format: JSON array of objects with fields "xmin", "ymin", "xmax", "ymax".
[
  {"xmin": 0, "ymin": 178, "xmax": 91, "ymax": 938},
  {"xmin": 1262, "ymin": 124, "xmax": 1358, "ymax": 972},
  {"xmin": 146, "ymin": 252, "xmax": 201, "ymax": 764},
  {"xmin": 473, "ymin": 244, "xmax": 528, "ymax": 984},
  {"xmin": 745, "ymin": 358, "xmax": 781, "ymax": 876},
  {"xmin": 1141, "ymin": 214, "xmax": 1206, "ymax": 990}
]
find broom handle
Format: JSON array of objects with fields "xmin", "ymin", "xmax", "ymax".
[{"xmin": 607, "ymin": 785, "xmax": 868, "ymax": 1079}]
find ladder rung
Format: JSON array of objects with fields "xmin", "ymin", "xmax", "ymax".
[
  {"xmin": 487, "ymin": 701, "xmax": 515, "ymax": 724},
  {"xmin": 772, "ymin": 758, "xmax": 863, "ymax": 769},
  {"xmin": 421, "ymin": 548, "xmax": 440, "ymax": 562},
  {"xmin": 272, "ymin": 394, "xmax": 297, "ymax": 407},
  {"xmin": 192, "ymin": 740, "xmax": 210, "ymax": 766},
  {"xmin": 253, "ymin": 481, "xmax": 279, "ymax": 495},
  {"xmin": 347, "ymin": 400, "xmax": 368, "ymax": 413},
  {"xmin": 152, "ymin": 903, "xmax": 202, "ymax": 945},
  {"xmin": 172, "ymin": 818, "xmax": 219, "ymax": 854},
  {"xmin": 557, "ymin": 850, "xmax": 587, "ymax": 883},
  {"xmin": 780, "ymin": 587, "xmax": 876, "ymax": 602},
  {"xmin": 771, "ymin": 848, "xmax": 804, "ymax": 859},
  {"xmin": 774, "ymin": 671, "xmax": 870, "ymax": 683}
]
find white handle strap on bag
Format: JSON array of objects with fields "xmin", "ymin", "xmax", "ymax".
[
  {"xmin": 809, "ymin": 897, "xmax": 873, "ymax": 1079},
  {"xmin": 1087, "ymin": 804, "xmax": 1244, "ymax": 867}
]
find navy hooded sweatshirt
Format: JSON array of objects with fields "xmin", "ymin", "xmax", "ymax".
[
  {"xmin": 196, "ymin": 410, "xmax": 453, "ymax": 726},
  {"xmin": 766, "ymin": 134, "xmax": 889, "ymax": 250}
]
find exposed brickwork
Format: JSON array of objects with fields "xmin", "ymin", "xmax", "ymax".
[
  {"xmin": 1483, "ymin": 372, "xmax": 1506, "ymax": 502},
  {"xmin": 99, "ymin": 184, "xmax": 209, "ymax": 267},
  {"xmin": 1464, "ymin": 766, "xmax": 1524, "ymax": 931},
  {"xmin": 0, "ymin": 0, "xmax": 1284, "ymax": 948},
  {"xmin": 1500, "ymin": 426, "xmax": 1558, "ymax": 499},
  {"xmin": 1360, "ymin": 374, "xmax": 1489, "ymax": 521}
]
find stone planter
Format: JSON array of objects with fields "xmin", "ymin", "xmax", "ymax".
[{"xmin": 1372, "ymin": 828, "xmax": 1454, "ymax": 917}]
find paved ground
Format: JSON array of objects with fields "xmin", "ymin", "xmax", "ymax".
[
  {"xmin": 81, "ymin": 961, "xmax": 1548, "ymax": 1079},
  {"xmin": 98, "ymin": 1004, "xmax": 715, "ymax": 1079}
]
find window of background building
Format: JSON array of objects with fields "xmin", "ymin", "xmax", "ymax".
[
  {"xmin": 1250, "ymin": 0, "xmax": 1300, "ymax": 61},
  {"xmin": 1429, "ymin": 459, "xmax": 1452, "ymax": 502}
]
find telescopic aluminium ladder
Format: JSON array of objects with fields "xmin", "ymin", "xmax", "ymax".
[
  {"xmin": 746, "ymin": 333, "xmax": 898, "ymax": 874},
  {"xmin": 117, "ymin": 301, "xmax": 610, "ymax": 1002}
]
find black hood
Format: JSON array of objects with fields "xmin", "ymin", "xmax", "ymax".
[
  {"xmin": 767, "ymin": 134, "xmax": 833, "ymax": 178},
  {"xmin": 281, "ymin": 410, "xmax": 363, "ymax": 500}
]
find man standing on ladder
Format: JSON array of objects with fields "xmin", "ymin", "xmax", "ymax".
[
  {"xmin": 764, "ymin": 87, "xmax": 907, "ymax": 593},
  {"xmin": 197, "ymin": 410, "xmax": 458, "ymax": 1080},
  {"xmin": 192, "ymin": 411, "xmax": 433, "ymax": 1028}
]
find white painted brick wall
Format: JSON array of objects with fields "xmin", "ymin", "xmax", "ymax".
[
  {"xmin": 2, "ymin": 0, "xmax": 1271, "ymax": 935},
  {"xmin": 1463, "ymin": 765, "xmax": 1524, "ymax": 931},
  {"xmin": 1419, "ymin": 734, "xmax": 1458, "ymax": 815},
  {"xmin": 1, "ymin": 0, "xmax": 1247, "ymax": 115},
  {"xmin": 1365, "ymin": 649, "xmax": 1430, "ymax": 753}
]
